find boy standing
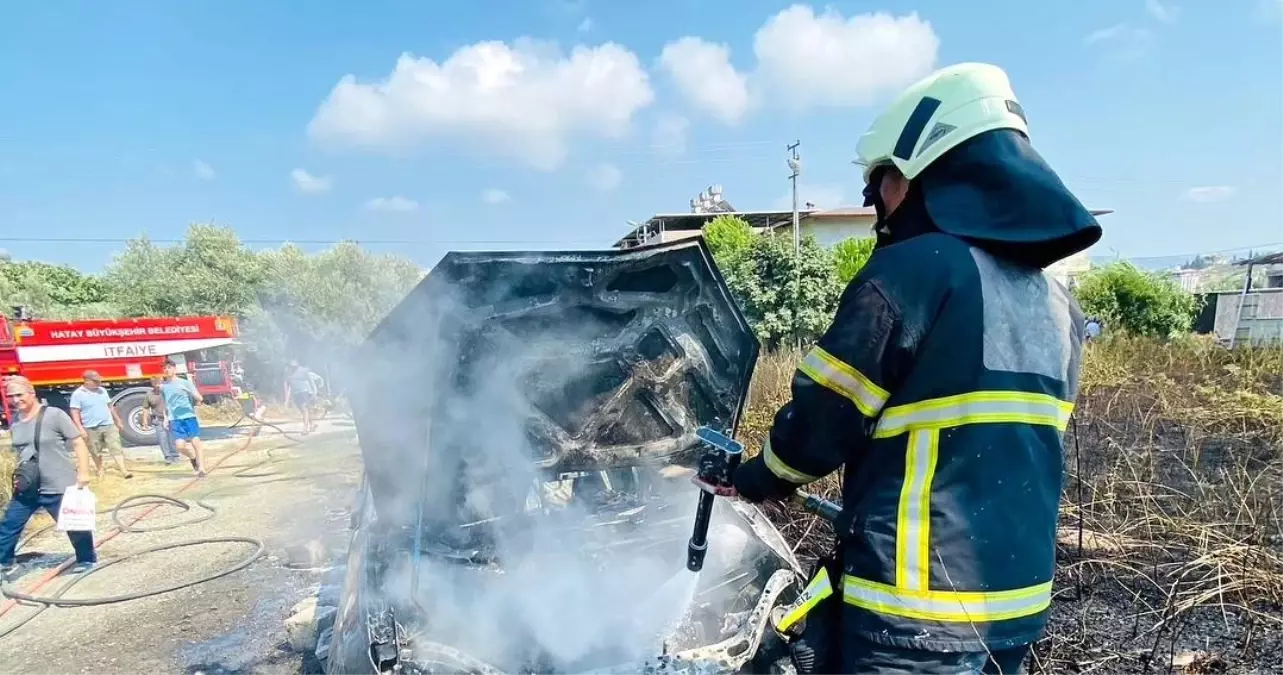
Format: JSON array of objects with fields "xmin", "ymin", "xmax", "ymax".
[{"xmin": 142, "ymin": 375, "xmax": 180, "ymax": 463}]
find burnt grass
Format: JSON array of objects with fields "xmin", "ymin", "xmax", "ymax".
[{"xmin": 740, "ymin": 338, "xmax": 1283, "ymax": 675}]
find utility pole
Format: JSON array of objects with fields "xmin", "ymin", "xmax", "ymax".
[{"xmin": 787, "ymin": 141, "xmax": 802, "ymax": 350}]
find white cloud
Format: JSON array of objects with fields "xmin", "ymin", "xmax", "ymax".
[
  {"xmin": 752, "ymin": 6, "xmax": 939, "ymax": 110},
  {"xmin": 482, "ymin": 188, "xmax": 511, "ymax": 204},
  {"xmin": 193, "ymin": 160, "xmax": 216, "ymax": 180},
  {"xmin": 658, "ymin": 7, "xmax": 937, "ymax": 120},
  {"xmin": 651, "ymin": 113, "xmax": 690, "ymax": 156},
  {"xmin": 1145, "ymin": 0, "xmax": 1179, "ymax": 23},
  {"xmin": 1180, "ymin": 186, "xmax": 1237, "ymax": 203},
  {"xmin": 659, "ymin": 37, "xmax": 750, "ymax": 124},
  {"xmin": 365, "ymin": 195, "xmax": 420, "ymax": 212},
  {"xmin": 586, "ymin": 163, "xmax": 622, "ymax": 191},
  {"xmin": 577, "ymin": 17, "xmax": 594, "ymax": 32},
  {"xmin": 291, "ymin": 168, "xmax": 333, "ymax": 194},
  {"xmin": 1085, "ymin": 23, "xmax": 1155, "ymax": 56},
  {"xmin": 308, "ymin": 40, "xmax": 655, "ymax": 171}
]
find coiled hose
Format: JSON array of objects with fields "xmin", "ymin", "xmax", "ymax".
[{"xmin": 0, "ymin": 412, "xmax": 340, "ymax": 639}]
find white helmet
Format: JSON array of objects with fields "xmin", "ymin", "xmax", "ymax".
[{"xmin": 855, "ymin": 63, "xmax": 1029, "ymax": 183}]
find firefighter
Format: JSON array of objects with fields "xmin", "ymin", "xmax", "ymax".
[{"xmin": 731, "ymin": 63, "xmax": 1102, "ymax": 673}]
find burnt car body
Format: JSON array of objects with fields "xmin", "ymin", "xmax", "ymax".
[{"xmin": 326, "ymin": 240, "xmax": 806, "ymax": 674}]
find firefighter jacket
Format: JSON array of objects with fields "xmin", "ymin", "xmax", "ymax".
[{"xmin": 735, "ymin": 128, "xmax": 1101, "ymax": 653}]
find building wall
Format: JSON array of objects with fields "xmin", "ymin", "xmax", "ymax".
[
  {"xmin": 1214, "ymin": 288, "xmax": 1283, "ymax": 344},
  {"xmin": 799, "ymin": 216, "xmax": 876, "ymax": 248},
  {"xmin": 1046, "ymin": 250, "xmax": 1092, "ymax": 287},
  {"xmin": 1171, "ymin": 269, "xmax": 1206, "ymax": 292}
]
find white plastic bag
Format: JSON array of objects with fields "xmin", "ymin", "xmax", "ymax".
[{"xmin": 56, "ymin": 486, "xmax": 97, "ymax": 533}]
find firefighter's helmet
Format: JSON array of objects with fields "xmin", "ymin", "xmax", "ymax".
[{"xmin": 855, "ymin": 63, "xmax": 1029, "ymax": 183}]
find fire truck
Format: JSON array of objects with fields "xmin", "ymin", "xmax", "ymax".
[{"xmin": 0, "ymin": 310, "xmax": 243, "ymax": 446}]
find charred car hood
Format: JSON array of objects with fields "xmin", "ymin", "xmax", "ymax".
[
  {"xmin": 330, "ymin": 241, "xmax": 807, "ymax": 675},
  {"xmin": 350, "ymin": 239, "xmax": 760, "ymax": 526}
]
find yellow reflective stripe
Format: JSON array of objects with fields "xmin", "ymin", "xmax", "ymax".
[
  {"xmin": 874, "ymin": 391, "xmax": 1073, "ymax": 439},
  {"xmin": 843, "ymin": 576, "xmax": 1053, "ymax": 623},
  {"xmin": 762, "ymin": 438, "xmax": 819, "ymax": 484},
  {"xmin": 798, "ymin": 346, "xmax": 889, "ymax": 417},
  {"xmin": 895, "ymin": 429, "xmax": 938, "ymax": 591},
  {"xmin": 776, "ymin": 567, "xmax": 833, "ymax": 633}
]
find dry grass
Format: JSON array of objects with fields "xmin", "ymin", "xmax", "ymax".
[{"xmin": 741, "ymin": 335, "xmax": 1283, "ymax": 673}]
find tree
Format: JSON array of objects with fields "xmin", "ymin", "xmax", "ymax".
[
  {"xmin": 248, "ymin": 242, "xmax": 422, "ymax": 391},
  {"xmin": 1074, "ymin": 262, "xmax": 1201, "ymax": 338},
  {"xmin": 0, "ymin": 260, "xmax": 115, "ymax": 318},
  {"xmin": 702, "ymin": 215, "xmax": 756, "ymax": 266},
  {"xmin": 104, "ymin": 224, "xmax": 268, "ymax": 317},
  {"xmin": 833, "ymin": 237, "xmax": 876, "ymax": 284},
  {"xmin": 100, "ymin": 225, "xmax": 423, "ymax": 393},
  {"xmin": 718, "ymin": 233, "xmax": 844, "ymax": 348}
]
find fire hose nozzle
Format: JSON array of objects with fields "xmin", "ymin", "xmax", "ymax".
[{"xmin": 687, "ymin": 426, "xmax": 743, "ymax": 572}]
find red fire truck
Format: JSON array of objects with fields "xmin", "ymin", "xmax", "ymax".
[{"xmin": 0, "ymin": 312, "xmax": 243, "ymax": 446}]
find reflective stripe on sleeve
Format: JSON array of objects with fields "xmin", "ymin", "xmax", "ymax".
[
  {"xmin": 762, "ymin": 438, "xmax": 820, "ymax": 484},
  {"xmin": 874, "ymin": 391, "xmax": 1073, "ymax": 439},
  {"xmin": 895, "ymin": 429, "xmax": 939, "ymax": 591},
  {"xmin": 798, "ymin": 346, "xmax": 890, "ymax": 417},
  {"xmin": 843, "ymin": 576, "xmax": 1053, "ymax": 623},
  {"xmin": 776, "ymin": 566, "xmax": 833, "ymax": 633}
]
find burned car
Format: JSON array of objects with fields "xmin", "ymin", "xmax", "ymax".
[{"xmin": 325, "ymin": 240, "xmax": 807, "ymax": 674}]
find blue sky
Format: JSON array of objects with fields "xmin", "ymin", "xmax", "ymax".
[{"xmin": 1, "ymin": 0, "xmax": 1280, "ymax": 272}]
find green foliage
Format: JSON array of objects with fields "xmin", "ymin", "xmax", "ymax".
[
  {"xmin": 1074, "ymin": 262, "xmax": 1201, "ymax": 338},
  {"xmin": 247, "ymin": 242, "xmax": 423, "ymax": 388},
  {"xmin": 716, "ymin": 232, "xmax": 844, "ymax": 348},
  {"xmin": 833, "ymin": 237, "xmax": 876, "ymax": 284},
  {"xmin": 702, "ymin": 215, "xmax": 756, "ymax": 266},
  {"xmin": 4, "ymin": 223, "xmax": 423, "ymax": 397},
  {"xmin": 0, "ymin": 260, "xmax": 113, "ymax": 315},
  {"xmin": 105, "ymin": 224, "xmax": 269, "ymax": 316}
]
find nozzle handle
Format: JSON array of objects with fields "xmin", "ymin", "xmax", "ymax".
[{"xmin": 790, "ymin": 491, "xmax": 843, "ymax": 523}]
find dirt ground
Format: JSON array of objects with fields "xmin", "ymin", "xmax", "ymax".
[{"xmin": 0, "ymin": 425, "xmax": 362, "ymax": 675}]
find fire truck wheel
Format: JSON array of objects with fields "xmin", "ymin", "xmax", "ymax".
[{"xmin": 115, "ymin": 392, "xmax": 157, "ymax": 447}]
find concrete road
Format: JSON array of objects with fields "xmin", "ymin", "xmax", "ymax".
[{"xmin": 0, "ymin": 429, "xmax": 362, "ymax": 675}]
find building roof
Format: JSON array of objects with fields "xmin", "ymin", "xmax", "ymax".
[
  {"xmin": 807, "ymin": 206, "xmax": 877, "ymax": 218},
  {"xmin": 616, "ymin": 206, "xmax": 1115, "ymax": 248},
  {"xmin": 614, "ymin": 209, "xmax": 816, "ymax": 248},
  {"xmin": 1239, "ymin": 251, "xmax": 1283, "ymax": 266}
]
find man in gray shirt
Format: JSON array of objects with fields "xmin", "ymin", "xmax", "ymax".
[
  {"xmin": 1, "ymin": 376, "xmax": 96, "ymax": 580},
  {"xmin": 284, "ymin": 360, "xmax": 319, "ymax": 435}
]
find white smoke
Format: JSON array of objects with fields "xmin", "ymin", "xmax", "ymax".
[{"xmin": 342, "ymin": 263, "xmax": 763, "ymax": 672}]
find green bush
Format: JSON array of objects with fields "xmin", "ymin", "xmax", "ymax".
[
  {"xmin": 702, "ymin": 214, "xmax": 756, "ymax": 265},
  {"xmin": 833, "ymin": 237, "xmax": 876, "ymax": 284},
  {"xmin": 704, "ymin": 219, "xmax": 844, "ymax": 348},
  {"xmin": 1073, "ymin": 262, "xmax": 1201, "ymax": 338}
]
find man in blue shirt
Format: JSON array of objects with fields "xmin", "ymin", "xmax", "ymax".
[
  {"xmin": 69, "ymin": 370, "xmax": 132, "ymax": 480},
  {"xmin": 161, "ymin": 359, "xmax": 207, "ymax": 477}
]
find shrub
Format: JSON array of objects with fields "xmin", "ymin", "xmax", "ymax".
[
  {"xmin": 832, "ymin": 236, "xmax": 876, "ymax": 284},
  {"xmin": 1073, "ymin": 262, "xmax": 1201, "ymax": 338},
  {"xmin": 701, "ymin": 214, "xmax": 756, "ymax": 266},
  {"xmin": 719, "ymin": 234, "xmax": 844, "ymax": 349}
]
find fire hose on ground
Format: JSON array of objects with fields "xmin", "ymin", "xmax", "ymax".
[{"xmin": 0, "ymin": 412, "xmax": 342, "ymax": 639}]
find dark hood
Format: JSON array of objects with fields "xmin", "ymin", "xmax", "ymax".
[
  {"xmin": 348, "ymin": 239, "xmax": 760, "ymax": 526},
  {"xmin": 915, "ymin": 128, "xmax": 1102, "ymax": 268}
]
